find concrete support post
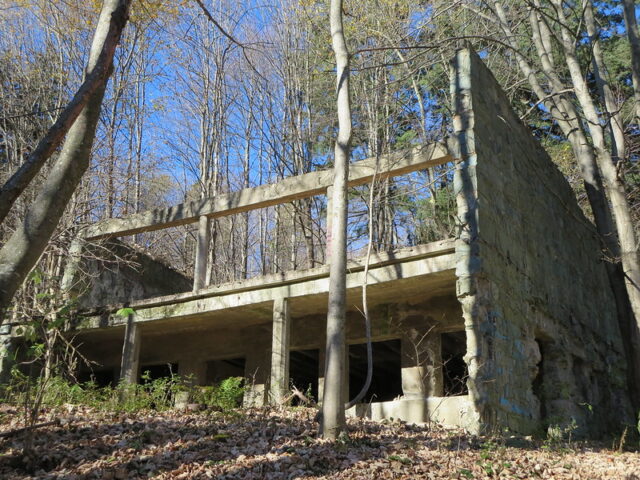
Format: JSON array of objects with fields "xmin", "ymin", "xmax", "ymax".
[
  {"xmin": 401, "ymin": 328, "xmax": 443, "ymax": 398},
  {"xmin": 60, "ymin": 237, "xmax": 84, "ymax": 296},
  {"xmin": 119, "ymin": 314, "xmax": 141, "ymax": 384},
  {"xmin": 0, "ymin": 325, "xmax": 14, "ymax": 385},
  {"xmin": 193, "ymin": 215, "xmax": 210, "ymax": 292},
  {"xmin": 325, "ymin": 186, "xmax": 333, "ymax": 263},
  {"xmin": 269, "ymin": 297, "xmax": 290, "ymax": 404}
]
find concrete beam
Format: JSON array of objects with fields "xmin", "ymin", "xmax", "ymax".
[
  {"xmin": 269, "ymin": 298, "xmax": 290, "ymax": 404},
  {"xmin": 84, "ymin": 144, "xmax": 450, "ymax": 240},
  {"xmin": 80, "ymin": 240, "xmax": 454, "ymax": 314},
  {"xmin": 79, "ymin": 249, "xmax": 456, "ymax": 330}
]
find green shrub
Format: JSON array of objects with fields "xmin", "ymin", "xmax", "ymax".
[{"xmin": 193, "ymin": 376, "xmax": 245, "ymax": 411}]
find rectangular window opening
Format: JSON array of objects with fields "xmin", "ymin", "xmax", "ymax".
[
  {"xmin": 139, "ymin": 363, "xmax": 179, "ymax": 383},
  {"xmin": 206, "ymin": 357, "xmax": 246, "ymax": 385},
  {"xmin": 349, "ymin": 339, "xmax": 402, "ymax": 403},
  {"xmin": 442, "ymin": 331, "xmax": 468, "ymax": 396},
  {"xmin": 289, "ymin": 349, "xmax": 319, "ymax": 404}
]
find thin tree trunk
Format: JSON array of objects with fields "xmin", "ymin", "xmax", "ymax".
[
  {"xmin": 322, "ymin": 0, "xmax": 351, "ymax": 440},
  {"xmin": 623, "ymin": 0, "xmax": 640, "ymax": 122},
  {"xmin": 584, "ymin": 1, "xmax": 625, "ymax": 164},
  {"xmin": 0, "ymin": 0, "xmax": 131, "ymax": 316}
]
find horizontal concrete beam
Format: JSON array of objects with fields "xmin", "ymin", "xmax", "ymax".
[
  {"xmin": 77, "ymin": 240, "xmax": 456, "ymax": 330},
  {"xmin": 84, "ymin": 143, "xmax": 451, "ymax": 240}
]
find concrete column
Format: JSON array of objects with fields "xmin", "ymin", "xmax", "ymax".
[
  {"xmin": 193, "ymin": 215, "xmax": 210, "ymax": 292},
  {"xmin": 0, "ymin": 325, "xmax": 14, "ymax": 385},
  {"xmin": 119, "ymin": 314, "xmax": 141, "ymax": 384},
  {"xmin": 401, "ymin": 328, "xmax": 443, "ymax": 398},
  {"xmin": 269, "ymin": 297, "xmax": 290, "ymax": 404},
  {"xmin": 325, "ymin": 186, "xmax": 333, "ymax": 263},
  {"xmin": 60, "ymin": 237, "xmax": 84, "ymax": 296}
]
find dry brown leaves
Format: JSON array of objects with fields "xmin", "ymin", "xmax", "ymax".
[{"xmin": 0, "ymin": 404, "xmax": 638, "ymax": 479}]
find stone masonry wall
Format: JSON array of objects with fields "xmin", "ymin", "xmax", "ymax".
[{"xmin": 452, "ymin": 48, "xmax": 633, "ymax": 436}]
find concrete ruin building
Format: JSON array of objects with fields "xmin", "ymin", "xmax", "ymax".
[{"xmin": 0, "ymin": 49, "xmax": 634, "ymax": 437}]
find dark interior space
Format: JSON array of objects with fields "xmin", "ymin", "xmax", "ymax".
[
  {"xmin": 349, "ymin": 339, "xmax": 402, "ymax": 403},
  {"xmin": 206, "ymin": 358, "xmax": 246, "ymax": 384},
  {"xmin": 441, "ymin": 331, "xmax": 468, "ymax": 396},
  {"xmin": 78, "ymin": 369, "xmax": 115, "ymax": 387},
  {"xmin": 533, "ymin": 339, "xmax": 548, "ymax": 421},
  {"xmin": 139, "ymin": 363, "xmax": 178, "ymax": 382},
  {"xmin": 289, "ymin": 349, "xmax": 319, "ymax": 403}
]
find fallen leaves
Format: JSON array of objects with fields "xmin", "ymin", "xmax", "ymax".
[{"xmin": 0, "ymin": 404, "xmax": 638, "ymax": 479}]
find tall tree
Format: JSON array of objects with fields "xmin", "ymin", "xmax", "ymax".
[
  {"xmin": 0, "ymin": 0, "xmax": 132, "ymax": 317},
  {"xmin": 322, "ymin": 0, "xmax": 352, "ymax": 440}
]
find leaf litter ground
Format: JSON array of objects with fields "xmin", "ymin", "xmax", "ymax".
[{"xmin": 0, "ymin": 405, "xmax": 638, "ymax": 479}]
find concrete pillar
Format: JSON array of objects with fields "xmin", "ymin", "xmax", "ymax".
[
  {"xmin": 0, "ymin": 325, "xmax": 14, "ymax": 385},
  {"xmin": 193, "ymin": 215, "xmax": 210, "ymax": 292},
  {"xmin": 269, "ymin": 297, "xmax": 290, "ymax": 404},
  {"xmin": 243, "ymin": 331, "xmax": 270, "ymax": 407},
  {"xmin": 60, "ymin": 237, "xmax": 84, "ymax": 296},
  {"xmin": 401, "ymin": 328, "xmax": 443, "ymax": 398},
  {"xmin": 325, "ymin": 186, "xmax": 333, "ymax": 263},
  {"xmin": 119, "ymin": 314, "xmax": 141, "ymax": 384}
]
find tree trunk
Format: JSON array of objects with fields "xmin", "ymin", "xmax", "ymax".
[
  {"xmin": 322, "ymin": 0, "xmax": 351, "ymax": 440},
  {"xmin": 0, "ymin": 0, "xmax": 131, "ymax": 317},
  {"xmin": 0, "ymin": 0, "xmax": 131, "ymax": 224},
  {"xmin": 623, "ymin": 0, "xmax": 640, "ymax": 122},
  {"xmin": 553, "ymin": 0, "xmax": 640, "ymax": 400}
]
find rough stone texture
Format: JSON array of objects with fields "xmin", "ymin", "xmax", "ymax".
[
  {"xmin": 73, "ymin": 239, "xmax": 191, "ymax": 309},
  {"xmin": 451, "ymin": 48, "xmax": 633, "ymax": 436},
  {"xmin": 0, "ymin": 329, "xmax": 14, "ymax": 385}
]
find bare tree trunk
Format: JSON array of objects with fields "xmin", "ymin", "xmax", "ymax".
[
  {"xmin": 623, "ymin": 0, "xmax": 640, "ymax": 122},
  {"xmin": 553, "ymin": 0, "xmax": 640, "ymax": 396},
  {"xmin": 322, "ymin": 0, "xmax": 351, "ymax": 440},
  {"xmin": 584, "ymin": 1, "xmax": 625, "ymax": 164},
  {"xmin": 0, "ymin": 0, "xmax": 131, "ymax": 317},
  {"xmin": 0, "ymin": 0, "xmax": 131, "ymax": 224}
]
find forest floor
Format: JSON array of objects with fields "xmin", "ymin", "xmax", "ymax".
[{"xmin": 0, "ymin": 404, "xmax": 639, "ymax": 479}]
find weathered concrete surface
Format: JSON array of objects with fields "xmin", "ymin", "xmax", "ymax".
[
  {"xmin": 75, "ymin": 240, "xmax": 455, "ymax": 331},
  {"xmin": 119, "ymin": 314, "xmax": 140, "ymax": 384},
  {"xmin": 84, "ymin": 144, "xmax": 451, "ymax": 240},
  {"xmin": 72, "ymin": 239, "xmax": 191, "ymax": 310},
  {"xmin": 347, "ymin": 396, "xmax": 474, "ymax": 430},
  {"xmin": 451, "ymin": 48, "xmax": 633, "ymax": 436},
  {"xmin": 0, "ymin": 326, "xmax": 14, "ymax": 384},
  {"xmin": 269, "ymin": 298, "xmax": 291, "ymax": 404}
]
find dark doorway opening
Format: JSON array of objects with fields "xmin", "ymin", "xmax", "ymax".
[
  {"xmin": 140, "ymin": 363, "xmax": 178, "ymax": 383},
  {"xmin": 442, "ymin": 331, "xmax": 468, "ymax": 396},
  {"xmin": 206, "ymin": 358, "xmax": 246, "ymax": 385},
  {"xmin": 533, "ymin": 339, "xmax": 547, "ymax": 421},
  {"xmin": 289, "ymin": 349, "xmax": 319, "ymax": 403},
  {"xmin": 78, "ymin": 369, "xmax": 115, "ymax": 387},
  {"xmin": 349, "ymin": 339, "xmax": 402, "ymax": 403}
]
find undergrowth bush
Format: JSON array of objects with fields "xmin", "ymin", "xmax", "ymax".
[
  {"xmin": 192, "ymin": 376, "xmax": 245, "ymax": 410},
  {"xmin": 1, "ymin": 370, "xmax": 246, "ymax": 413}
]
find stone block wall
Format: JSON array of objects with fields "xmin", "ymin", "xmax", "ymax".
[{"xmin": 451, "ymin": 48, "xmax": 633, "ymax": 436}]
